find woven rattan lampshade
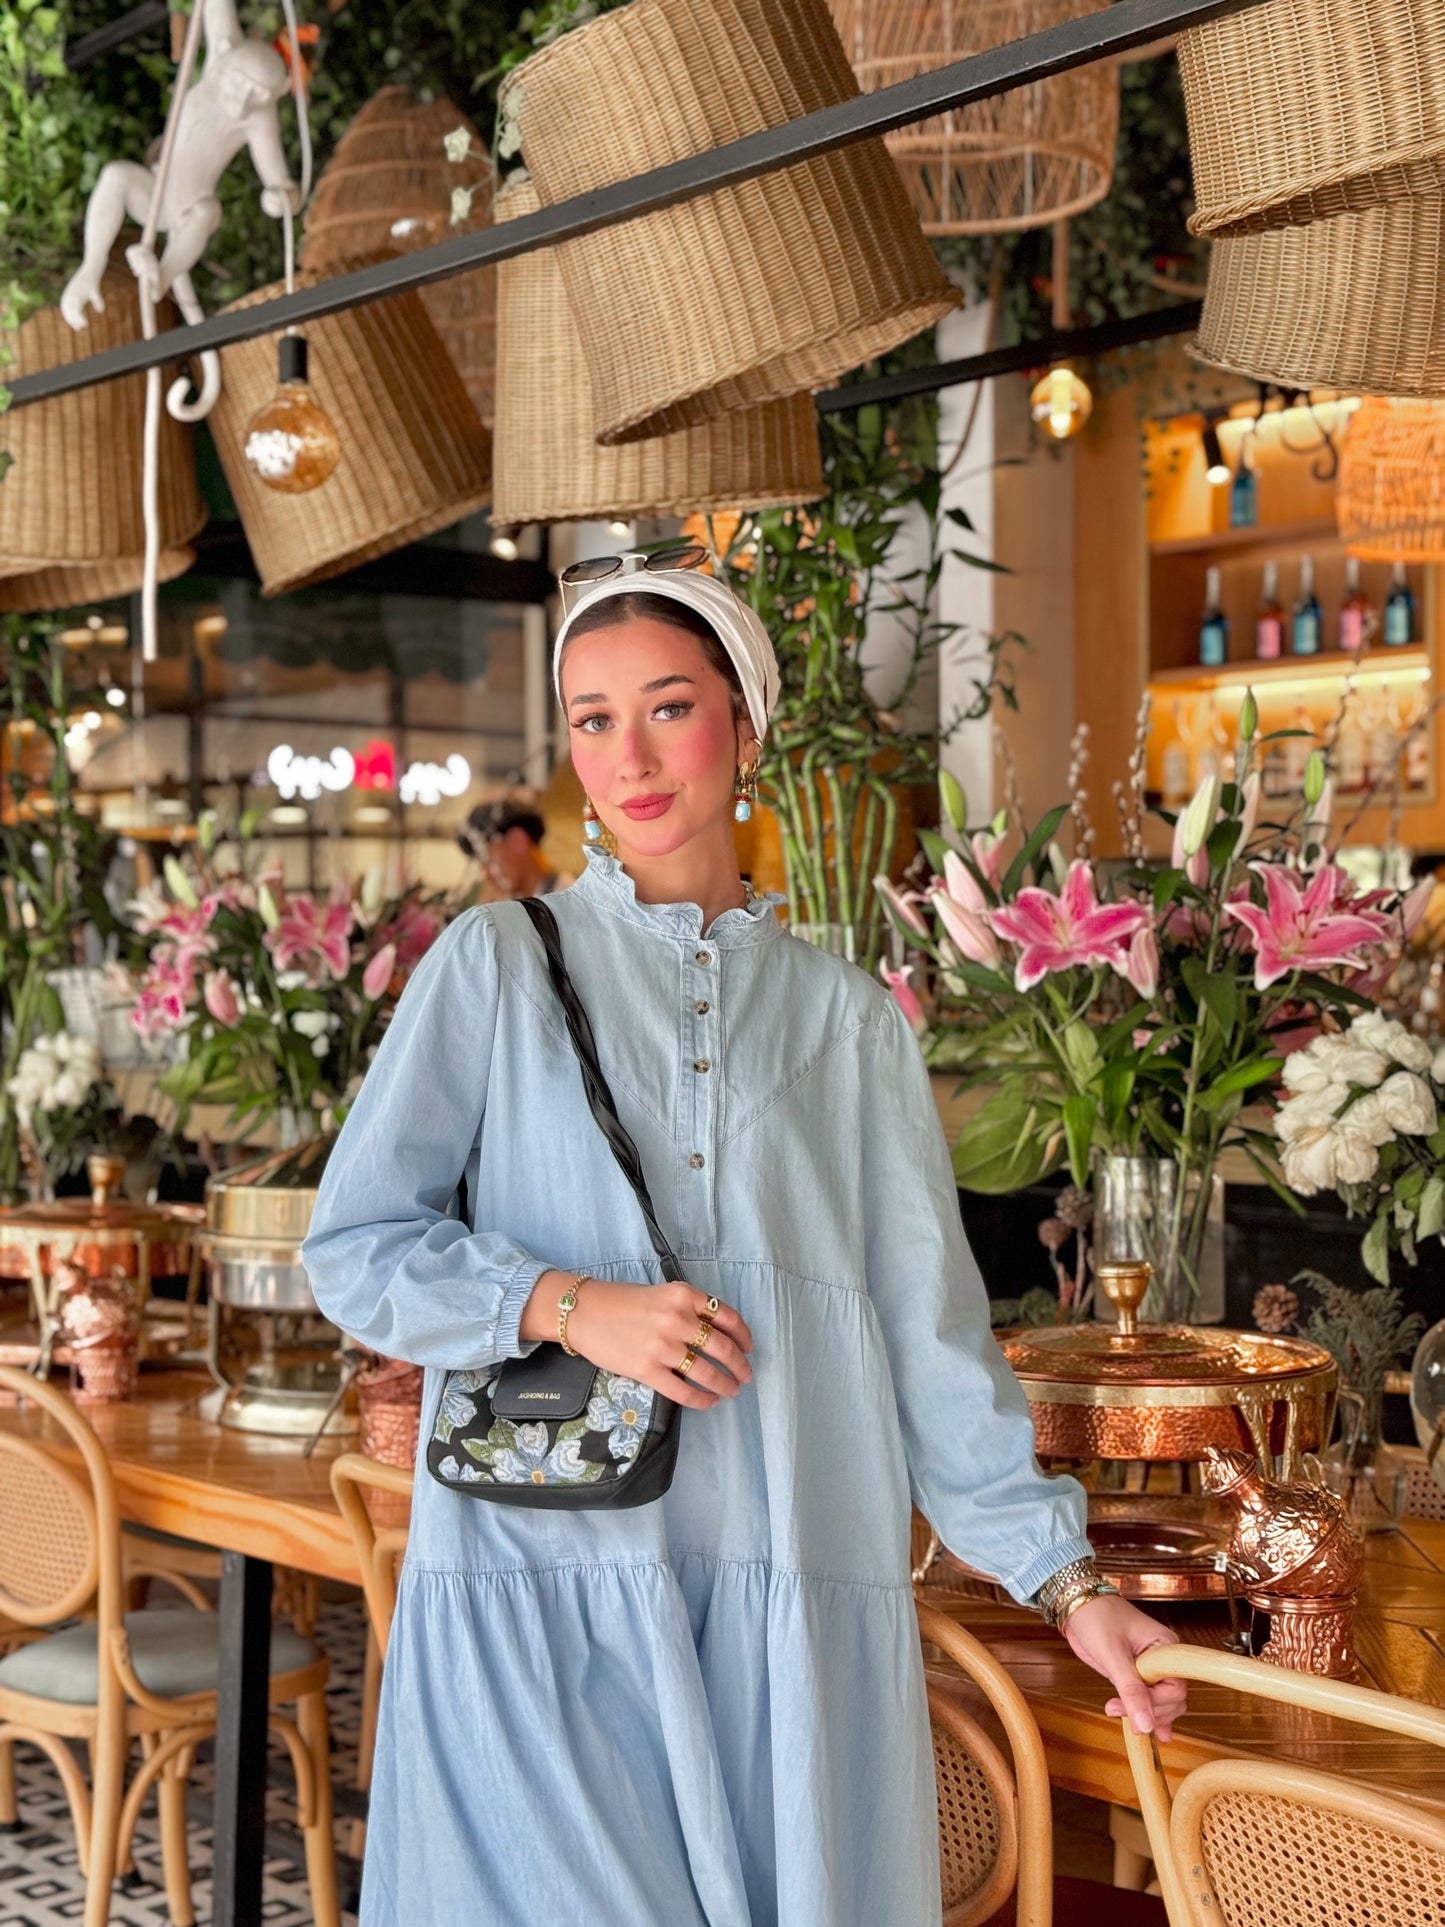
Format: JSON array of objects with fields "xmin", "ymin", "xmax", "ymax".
[
  {"xmin": 501, "ymin": 0, "xmax": 957, "ymax": 447},
  {"xmin": 1179, "ymin": 0, "xmax": 1445, "ymax": 237},
  {"xmin": 1338, "ymin": 399, "xmax": 1445, "ymax": 562},
  {"xmin": 492, "ymin": 177, "xmax": 823, "ymax": 526},
  {"xmin": 827, "ymin": 0, "xmax": 1118, "ymax": 235},
  {"xmin": 1191, "ymin": 198, "xmax": 1445, "ymax": 396},
  {"xmin": 301, "ymin": 88, "xmax": 498, "ymax": 426},
  {"xmin": 0, "ymin": 277, "xmax": 206, "ymax": 613},
  {"xmin": 207, "ymin": 272, "xmax": 491, "ymax": 597}
]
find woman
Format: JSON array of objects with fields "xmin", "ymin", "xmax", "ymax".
[{"xmin": 303, "ymin": 556, "xmax": 1185, "ymax": 1927}]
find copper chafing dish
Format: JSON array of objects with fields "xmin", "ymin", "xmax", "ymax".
[
  {"xmin": 997, "ymin": 1260, "xmax": 1337, "ymax": 1600},
  {"xmin": 0, "ymin": 1154, "xmax": 203, "ymax": 1372},
  {"xmin": 201, "ymin": 1138, "xmax": 358, "ymax": 1439}
]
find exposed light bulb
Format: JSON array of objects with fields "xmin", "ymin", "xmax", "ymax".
[
  {"xmin": 243, "ymin": 335, "xmax": 341, "ymax": 494},
  {"xmin": 1201, "ymin": 419, "xmax": 1230, "ymax": 486},
  {"xmin": 105, "ymin": 685, "xmax": 126, "ymax": 707},
  {"xmin": 607, "ymin": 519, "xmax": 633, "ymax": 539},
  {"xmin": 490, "ymin": 527, "xmax": 520, "ymax": 561},
  {"xmin": 1030, "ymin": 365, "xmax": 1092, "ymax": 442}
]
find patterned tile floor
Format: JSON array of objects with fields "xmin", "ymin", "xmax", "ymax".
[{"xmin": 0, "ymin": 1596, "xmax": 367, "ymax": 1927}]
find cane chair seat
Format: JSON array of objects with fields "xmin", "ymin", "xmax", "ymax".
[{"xmin": 0, "ymin": 1608, "xmax": 319, "ymax": 1705}]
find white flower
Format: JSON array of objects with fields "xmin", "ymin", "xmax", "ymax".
[
  {"xmin": 311, "ymin": 1036, "xmax": 331, "ymax": 1059},
  {"xmin": 1281, "ymin": 1048, "xmax": 1337, "ymax": 1095},
  {"xmin": 1432, "ymin": 1045, "xmax": 1445, "ymax": 1084},
  {"xmin": 443, "ymin": 125, "xmax": 473, "ymax": 164},
  {"xmin": 276, "ymin": 970, "xmax": 310, "ymax": 992},
  {"xmin": 291, "ymin": 1009, "xmax": 330, "ymax": 1039},
  {"xmin": 1376, "ymin": 1070, "xmax": 1437, "ymax": 1138},
  {"xmin": 449, "ymin": 184, "xmax": 474, "ymax": 226},
  {"xmin": 1275, "ymin": 1085, "xmax": 1350, "ymax": 1143},
  {"xmin": 1350, "ymin": 1012, "xmax": 1433, "ymax": 1073},
  {"xmin": 1339, "ymin": 1091, "xmax": 1397, "ymax": 1149},
  {"xmin": 1333, "ymin": 1131, "xmax": 1381, "ymax": 1185},
  {"xmin": 1311, "ymin": 1034, "xmax": 1390, "ymax": 1088},
  {"xmin": 1281, "ymin": 1127, "xmax": 1339, "ymax": 1196}
]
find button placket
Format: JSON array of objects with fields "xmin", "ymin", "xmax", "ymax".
[{"xmin": 681, "ymin": 944, "xmax": 717, "ymax": 1243}]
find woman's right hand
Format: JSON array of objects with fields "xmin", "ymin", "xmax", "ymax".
[{"xmin": 524, "ymin": 1274, "xmax": 753, "ymax": 1410}]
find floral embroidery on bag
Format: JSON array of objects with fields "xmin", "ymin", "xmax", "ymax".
[
  {"xmin": 464, "ymin": 1417, "xmax": 605, "ymax": 1487},
  {"xmin": 585, "ymin": 1375, "xmax": 654, "ymax": 1461},
  {"xmin": 432, "ymin": 1369, "xmax": 654, "ymax": 1488},
  {"xmin": 434, "ymin": 1369, "xmax": 492, "ymax": 1443}
]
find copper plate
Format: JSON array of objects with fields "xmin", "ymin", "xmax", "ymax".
[{"xmin": 1086, "ymin": 1494, "xmax": 1229, "ymax": 1600}]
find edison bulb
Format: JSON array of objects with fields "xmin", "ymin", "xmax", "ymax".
[
  {"xmin": 1030, "ymin": 365, "xmax": 1093, "ymax": 442},
  {"xmin": 243, "ymin": 334, "xmax": 341, "ymax": 494}
]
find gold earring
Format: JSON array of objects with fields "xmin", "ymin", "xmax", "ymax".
[
  {"xmin": 582, "ymin": 794, "xmax": 603, "ymax": 842},
  {"xmin": 733, "ymin": 760, "xmax": 759, "ymax": 823}
]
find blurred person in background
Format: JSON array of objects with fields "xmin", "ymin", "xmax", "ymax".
[{"xmin": 457, "ymin": 796, "xmax": 574, "ymax": 901}]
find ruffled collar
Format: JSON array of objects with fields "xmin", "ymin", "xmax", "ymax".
[{"xmin": 570, "ymin": 845, "xmax": 784, "ymax": 948}]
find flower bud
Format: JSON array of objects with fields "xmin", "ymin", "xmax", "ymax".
[
  {"xmin": 1239, "ymin": 689, "xmax": 1258, "ymax": 743},
  {"xmin": 197, "ymin": 810, "xmax": 216, "ymax": 855},
  {"xmin": 1180, "ymin": 772, "xmax": 1222, "ymax": 858},
  {"xmin": 1303, "ymin": 749, "xmax": 1326, "ymax": 806},
  {"xmin": 939, "ymin": 769, "xmax": 968, "ymax": 834},
  {"xmin": 257, "ymin": 882, "xmax": 281, "ymax": 930},
  {"xmin": 163, "ymin": 855, "xmax": 198, "ymax": 908}
]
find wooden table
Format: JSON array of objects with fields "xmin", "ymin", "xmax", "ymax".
[
  {"xmin": 924, "ymin": 1517, "xmax": 1445, "ymax": 1817},
  {"xmin": 0, "ymin": 1369, "xmax": 364, "ymax": 1927}
]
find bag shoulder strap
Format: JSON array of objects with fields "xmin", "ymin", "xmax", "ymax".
[{"xmin": 519, "ymin": 896, "xmax": 684, "ymax": 1284}]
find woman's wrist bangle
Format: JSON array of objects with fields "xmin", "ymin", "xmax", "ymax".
[
  {"xmin": 1034, "ymin": 1558, "xmax": 1117, "ymax": 1630},
  {"xmin": 1053, "ymin": 1578, "xmax": 1119, "ymax": 1629},
  {"xmin": 557, "ymin": 1272, "xmax": 593, "ymax": 1355}
]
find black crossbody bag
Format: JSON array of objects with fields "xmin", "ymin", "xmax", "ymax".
[{"xmin": 425, "ymin": 896, "xmax": 683, "ymax": 1510}]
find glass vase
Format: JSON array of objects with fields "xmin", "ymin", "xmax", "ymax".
[
  {"xmin": 1317, "ymin": 1386, "xmax": 1407, "ymax": 1535},
  {"xmin": 1093, "ymin": 1154, "xmax": 1225, "ymax": 1326}
]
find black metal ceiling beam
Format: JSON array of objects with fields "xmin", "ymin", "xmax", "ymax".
[
  {"xmin": 816, "ymin": 302, "xmax": 1204, "ymax": 412},
  {"xmin": 9, "ymin": 0, "xmax": 1261, "ymax": 412}
]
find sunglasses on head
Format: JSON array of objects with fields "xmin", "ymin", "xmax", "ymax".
[{"xmin": 558, "ymin": 542, "xmax": 709, "ymax": 619}]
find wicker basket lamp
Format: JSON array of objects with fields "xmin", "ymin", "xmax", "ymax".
[
  {"xmin": 501, "ymin": 0, "xmax": 957, "ymax": 447},
  {"xmin": 1179, "ymin": 0, "xmax": 1445, "ymax": 238},
  {"xmin": 1337, "ymin": 399, "xmax": 1445, "ymax": 562},
  {"xmin": 492, "ymin": 176, "xmax": 823, "ymax": 526},
  {"xmin": 1190, "ymin": 198, "xmax": 1445, "ymax": 397},
  {"xmin": 0, "ymin": 277, "xmax": 206, "ymax": 614},
  {"xmin": 827, "ymin": 0, "xmax": 1118, "ymax": 236},
  {"xmin": 301, "ymin": 88, "xmax": 498, "ymax": 427},
  {"xmin": 206, "ymin": 272, "xmax": 492, "ymax": 597}
]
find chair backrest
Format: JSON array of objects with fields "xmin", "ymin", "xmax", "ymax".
[
  {"xmin": 1125, "ymin": 1643, "xmax": 1445, "ymax": 1927},
  {"xmin": 918, "ymin": 1600, "xmax": 1053, "ymax": 1927},
  {"xmin": 0, "ymin": 1364, "xmax": 122, "ymax": 1634},
  {"xmin": 329, "ymin": 1453, "xmax": 413, "ymax": 1659}
]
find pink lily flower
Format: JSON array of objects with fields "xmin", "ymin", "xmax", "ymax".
[
  {"xmin": 873, "ymin": 873, "xmax": 931, "ymax": 940},
  {"xmin": 879, "ymin": 962, "xmax": 927, "ymax": 1036},
  {"xmin": 971, "ymin": 831, "xmax": 1004, "ymax": 888},
  {"xmin": 930, "ymin": 857, "xmax": 1001, "ymax": 967},
  {"xmin": 988, "ymin": 860, "xmax": 1151, "ymax": 992},
  {"xmin": 266, "ymin": 893, "xmax": 355, "ymax": 983},
  {"xmin": 1402, "ymin": 876, "xmax": 1435, "ymax": 938},
  {"xmin": 203, "ymin": 969, "xmax": 242, "ymax": 1026},
  {"xmin": 1224, "ymin": 862, "xmax": 1397, "ymax": 991},
  {"xmin": 362, "ymin": 942, "xmax": 398, "ymax": 1001},
  {"xmin": 378, "ymin": 898, "xmax": 441, "ymax": 971},
  {"xmin": 1169, "ymin": 809, "xmax": 1210, "ymax": 888}
]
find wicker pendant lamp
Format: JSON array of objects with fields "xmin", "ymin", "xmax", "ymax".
[
  {"xmin": 826, "ymin": 0, "xmax": 1118, "ymax": 235},
  {"xmin": 500, "ymin": 0, "xmax": 957, "ymax": 447},
  {"xmin": 1337, "ymin": 398, "xmax": 1445, "ymax": 561},
  {"xmin": 1179, "ymin": 0, "xmax": 1445, "ymax": 237},
  {"xmin": 492, "ymin": 177, "xmax": 823, "ymax": 527},
  {"xmin": 0, "ymin": 277, "xmax": 206, "ymax": 613},
  {"xmin": 206, "ymin": 272, "xmax": 492, "ymax": 597},
  {"xmin": 301, "ymin": 88, "xmax": 498, "ymax": 426},
  {"xmin": 1190, "ymin": 198, "xmax": 1445, "ymax": 396}
]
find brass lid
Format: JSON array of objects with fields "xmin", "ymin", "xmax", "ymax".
[
  {"xmin": 203, "ymin": 1136, "xmax": 336, "ymax": 1250},
  {"xmin": 0, "ymin": 1195, "xmax": 177, "ymax": 1237},
  {"xmin": 998, "ymin": 1324, "xmax": 1335, "ymax": 1391}
]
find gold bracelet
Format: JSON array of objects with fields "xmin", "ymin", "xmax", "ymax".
[
  {"xmin": 557, "ymin": 1272, "xmax": 593, "ymax": 1355},
  {"xmin": 1054, "ymin": 1579, "xmax": 1118, "ymax": 1628}
]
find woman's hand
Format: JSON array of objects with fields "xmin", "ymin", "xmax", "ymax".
[
  {"xmin": 523, "ymin": 1274, "xmax": 753, "ymax": 1411},
  {"xmin": 1060, "ymin": 1594, "xmax": 1187, "ymax": 1740}
]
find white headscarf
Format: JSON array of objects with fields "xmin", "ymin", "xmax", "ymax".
[{"xmin": 552, "ymin": 565, "xmax": 781, "ymax": 745}]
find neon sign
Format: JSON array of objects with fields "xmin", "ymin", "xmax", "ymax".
[
  {"xmin": 400, "ymin": 754, "xmax": 472, "ymax": 806},
  {"xmin": 265, "ymin": 742, "xmax": 472, "ymax": 808}
]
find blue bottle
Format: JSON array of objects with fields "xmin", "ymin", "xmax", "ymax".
[
  {"xmin": 1229, "ymin": 443, "xmax": 1258, "ymax": 529},
  {"xmin": 1199, "ymin": 566, "xmax": 1228, "ymax": 667},
  {"xmin": 1384, "ymin": 562, "xmax": 1415, "ymax": 646},
  {"xmin": 1291, "ymin": 555, "xmax": 1322, "ymax": 656}
]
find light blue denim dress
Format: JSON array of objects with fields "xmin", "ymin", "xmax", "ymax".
[{"xmin": 303, "ymin": 846, "xmax": 1090, "ymax": 1927}]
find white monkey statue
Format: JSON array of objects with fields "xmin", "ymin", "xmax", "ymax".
[{"xmin": 59, "ymin": 0, "xmax": 300, "ymax": 419}]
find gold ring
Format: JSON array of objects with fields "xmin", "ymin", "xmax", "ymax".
[
  {"xmin": 675, "ymin": 1347, "xmax": 699, "ymax": 1377},
  {"xmin": 703, "ymin": 1296, "xmax": 721, "ymax": 1318},
  {"xmin": 691, "ymin": 1322, "xmax": 713, "ymax": 1352}
]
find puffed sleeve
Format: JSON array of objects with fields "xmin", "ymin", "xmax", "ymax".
[
  {"xmin": 302, "ymin": 909, "xmax": 551, "ymax": 1368},
  {"xmin": 860, "ymin": 997, "xmax": 1093, "ymax": 1603}
]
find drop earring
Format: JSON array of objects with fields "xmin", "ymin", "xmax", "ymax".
[
  {"xmin": 733, "ymin": 760, "xmax": 758, "ymax": 823},
  {"xmin": 582, "ymin": 795, "xmax": 603, "ymax": 842}
]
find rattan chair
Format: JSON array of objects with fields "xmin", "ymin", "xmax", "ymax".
[
  {"xmin": 329, "ymin": 1453, "xmax": 413, "ymax": 1858},
  {"xmin": 0, "ymin": 1365, "xmax": 339, "ymax": 1927},
  {"xmin": 1122, "ymin": 1643, "xmax": 1445, "ymax": 1926}
]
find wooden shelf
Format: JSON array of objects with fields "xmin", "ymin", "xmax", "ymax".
[
  {"xmin": 1148, "ymin": 645, "xmax": 1431, "ymax": 695},
  {"xmin": 1149, "ymin": 517, "xmax": 1340, "ymax": 559}
]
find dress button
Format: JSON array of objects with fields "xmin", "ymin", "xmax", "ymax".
[
  {"xmin": 695, "ymin": 950, "xmax": 711, "ymax": 965},
  {"xmin": 689, "ymin": 1152, "xmax": 706, "ymax": 1170},
  {"xmin": 693, "ymin": 1058, "xmax": 711, "ymax": 1074},
  {"xmin": 694, "ymin": 1000, "xmax": 710, "ymax": 1016}
]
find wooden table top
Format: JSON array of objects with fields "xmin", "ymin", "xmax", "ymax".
[
  {"xmin": 923, "ymin": 1517, "xmax": 1445, "ymax": 1817},
  {"xmin": 0, "ymin": 1368, "xmax": 362, "ymax": 1587}
]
